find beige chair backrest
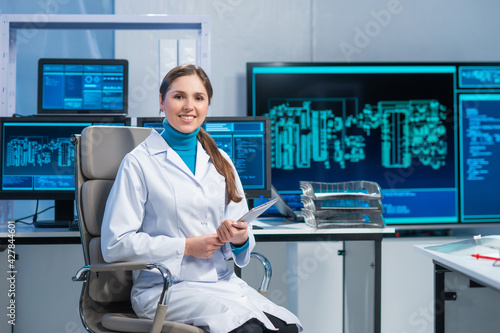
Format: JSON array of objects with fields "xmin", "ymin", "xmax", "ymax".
[{"xmin": 74, "ymin": 126, "xmax": 152, "ymax": 303}]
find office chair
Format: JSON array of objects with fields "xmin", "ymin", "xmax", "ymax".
[{"xmin": 71, "ymin": 126, "xmax": 272, "ymax": 333}]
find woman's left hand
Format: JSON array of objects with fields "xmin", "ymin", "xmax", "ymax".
[{"xmin": 216, "ymin": 219, "xmax": 248, "ymax": 246}]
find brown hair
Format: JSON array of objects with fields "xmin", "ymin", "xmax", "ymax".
[{"xmin": 160, "ymin": 64, "xmax": 243, "ymax": 204}]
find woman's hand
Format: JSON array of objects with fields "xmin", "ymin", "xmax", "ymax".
[
  {"xmin": 185, "ymin": 233, "xmax": 224, "ymax": 258},
  {"xmin": 216, "ymin": 219, "xmax": 249, "ymax": 247}
]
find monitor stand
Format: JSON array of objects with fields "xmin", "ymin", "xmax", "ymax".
[{"xmin": 34, "ymin": 200, "xmax": 75, "ymax": 228}]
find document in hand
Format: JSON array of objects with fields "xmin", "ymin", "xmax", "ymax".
[{"xmin": 238, "ymin": 198, "xmax": 278, "ymax": 223}]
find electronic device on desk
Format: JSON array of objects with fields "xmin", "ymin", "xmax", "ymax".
[
  {"xmin": 247, "ymin": 61, "xmax": 500, "ymax": 227},
  {"xmin": 38, "ymin": 58, "xmax": 128, "ymax": 115},
  {"xmin": 138, "ymin": 116, "xmax": 273, "ymax": 199},
  {"xmin": 0, "ymin": 116, "xmax": 130, "ymax": 228}
]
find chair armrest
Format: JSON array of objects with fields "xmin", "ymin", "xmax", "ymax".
[
  {"xmin": 229, "ymin": 252, "xmax": 273, "ymax": 296},
  {"xmin": 73, "ymin": 262, "xmax": 150, "ymax": 281},
  {"xmin": 72, "ymin": 262, "xmax": 173, "ymax": 305},
  {"xmin": 73, "ymin": 262, "xmax": 174, "ymax": 333},
  {"xmin": 250, "ymin": 252, "xmax": 272, "ymax": 296}
]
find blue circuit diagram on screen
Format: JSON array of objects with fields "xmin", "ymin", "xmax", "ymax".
[
  {"xmin": 6, "ymin": 136, "xmax": 74, "ymax": 169},
  {"xmin": 266, "ymin": 98, "xmax": 448, "ymax": 170}
]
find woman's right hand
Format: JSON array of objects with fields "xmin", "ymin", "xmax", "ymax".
[{"xmin": 185, "ymin": 233, "xmax": 224, "ymax": 258}]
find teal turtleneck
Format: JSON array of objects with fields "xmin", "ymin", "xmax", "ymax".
[{"xmin": 161, "ymin": 118, "xmax": 199, "ymax": 175}]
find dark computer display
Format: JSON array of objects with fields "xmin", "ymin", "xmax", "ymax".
[
  {"xmin": 0, "ymin": 116, "xmax": 130, "ymax": 223},
  {"xmin": 247, "ymin": 62, "xmax": 500, "ymax": 225},
  {"xmin": 136, "ymin": 117, "xmax": 164, "ymax": 132},
  {"xmin": 137, "ymin": 116, "xmax": 272, "ymax": 198},
  {"xmin": 37, "ymin": 58, "xmax": 128, "ymax": 115}
]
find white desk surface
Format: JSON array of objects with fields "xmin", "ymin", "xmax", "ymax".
[
  {"xmin": 415, "ymin": 235, "xmax": 500, "ymax": 291},
  {"xmin": 0, "ymin": 219, "xmax": 395, "ymax": 239},
  {"xmin": 0, "ymin": 224, "xmax": 79, "ymax": 238},
  {"xmin": 252, "ymin": 218, "xmax": 394, "ymax": 235}
]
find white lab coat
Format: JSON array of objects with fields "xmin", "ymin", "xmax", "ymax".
[{"xmin": 101, "ymin": 130, "xmax": 302, "ymax": 332}]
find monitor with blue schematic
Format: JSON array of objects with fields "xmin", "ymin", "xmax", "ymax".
[
  {"xmin": 37, "ymin": 58, "xmax": 128, "ymax": 115},
  {"xmin": 137, "ymin": 116, "xmax": 272, "ymax": 199},
  {"xmin": 0, "ymin": 116, "xmax": 130, "ymax": 226},
  {"xmin": 247, "ymin": 62, "xmax": 500, "ymax": 226}
]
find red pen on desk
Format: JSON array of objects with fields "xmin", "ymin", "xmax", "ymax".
[{"xmin": 471, "ymin": 254, "xmax": 500, "ymax": 261}]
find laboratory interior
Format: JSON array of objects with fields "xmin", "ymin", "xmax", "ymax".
[{"xmin": 2, "ymin": 1, "xmax": 500, "ymax": 332}]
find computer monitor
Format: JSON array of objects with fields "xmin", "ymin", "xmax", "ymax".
[
  {"xmin": 459, "ymin": 79, "xmax": 500, "ymax": 223},
  {"xmin": 137, "ymin": 116, "xmax": 272, "ymax": 199},
  {"xmin": 136, "ymin": 117, "xmax": 164, "ymax": 132},
  {"xmin": 37, "ymin": 58, "xmax": 128, "ymax": 115},
  {"xmin": 203, "ymin": 116, "xmax": 271, "ymax": 199},
  {"xmin": 0, "ymin": 116, "xmax": 130, "ymax": 225},
  {"xmin": 247, "ymin": 62, "xmax": 500, "ymax": 226}
]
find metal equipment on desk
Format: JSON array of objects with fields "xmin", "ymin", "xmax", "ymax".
[{"xmin": 300, "ymin": 180, "xmax": 385, "ymax": 228}]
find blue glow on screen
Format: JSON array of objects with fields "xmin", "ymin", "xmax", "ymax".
[
  {"xmin": 249, "ymin": 62, "xmax": 500, "ymax": 224},
  {"xmin": 1, "ymin": 121, "xmax": 125, "ymax": 193},
  {"xmin": 203, "ymin": 121, "xmax": 267, "ymax": 191},
  {"xmin": 41, "ymin": 63, "xmax": 125, "ymax": 112},
  {"xmin": 460, "ymin": 94, "xmax": 500, "ymax": 222},
  {"xmin": 249, "ymin": 63, "xmax": 465, "ymax": 225}
]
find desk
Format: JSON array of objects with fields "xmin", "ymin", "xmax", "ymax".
[
  {"xmin": 0, "ymin": 221, "xmax": 392, "ymax": 244},
  {"xmin": 254, "ymin": 219, "xmax": 394, "ymax": 333},
  {"xmin": 0, "ymin": 224, "xmax": 80, "ymax": 246},
  {"xmin": 0, "ymin": 224, "xmax": 84, "ymax": 333},
  {"xmin": 415, "ymin": 236, "xmax": 500, "ymax": 333},
  {"xmin": 1, "ymin": 220, "xmax": 394, "ymax": 333}
]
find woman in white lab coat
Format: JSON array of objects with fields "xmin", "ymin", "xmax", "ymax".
[{"xmin": 101, "ymin": 64, "xmax": 302, "ymax": 333}]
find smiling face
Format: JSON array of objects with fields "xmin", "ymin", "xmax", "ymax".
[{"xmin": 159, "ymin": 74, "xmax": 209, "ymax": 134}]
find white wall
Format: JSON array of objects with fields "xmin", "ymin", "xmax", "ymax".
[
  {"xmin": 115, "ymin": 0, "xmax": 500, "ymax": 118},
  {"xmin": 0, "ymin": 0, "xmax": 115, "ymax": 117},
  {"xmin": 115, "ymin": 0, "xmax": 314, "ymax": 118},
  {"xmin": 313, "ymin": 0, "xmax": 500, "ymax": 63}
]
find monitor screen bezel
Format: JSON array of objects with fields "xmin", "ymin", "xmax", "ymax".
[
  {"xmin": 37, "ymin": 58, "xmax": 129, "ymax": 115},
  {"xmin": 0, "ymin": 115, "xmax": 130, "ymax": 201}
]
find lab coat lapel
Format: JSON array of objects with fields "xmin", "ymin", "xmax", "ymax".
[
  {"xmin": 165, "ymin": 149, "xmax": 195, "ymax": 180},
  {"xmin": 145, "ymin": 130, "xmax": 197, "ymax": 182},
  {"xmin": 195, "ymin": 141, "xmax": 210, "ymax": 179}
]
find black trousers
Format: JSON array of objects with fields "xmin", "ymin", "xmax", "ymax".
[{"xmin": 229, "ymin": 312, "xmax": 299, "ymax": 333}]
